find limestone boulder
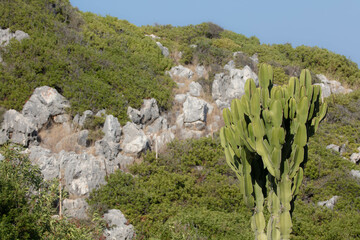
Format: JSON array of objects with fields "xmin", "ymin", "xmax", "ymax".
[
  {"xmin": 22, "ymin": 86, "xmax": 70, "ymax": 129},
  {"xmin": 156, "ymin": 42, "xmax": 169, "ymax": 57},
  {"xmin": 212, "ymin": 65, "xmax": 258, "ymax": 109},
  {"xmin": 103, "ymin": 115, "xmax": 121, "ymax": 143},
  {"xmin": 63, "ymin": 198, "xmax": 89, "ymax": 220},
  {"xmin": 196, "ymin": 65, "xmax": 206, "ymax": 78},
  {"xmin": 350, "ymin": 152, "xmax": 360, "ymax": 164},
  {"xmin": 168, "ymin": 65, "xmax": 194, "ymax": 79},
  {"xmin": 0, "ymin": 109, "xmax": 37, "ymax": 146},
  {"xmin": 60, "ymin": 150, "xmax": 106, "ymax": 197},
  {"xmin": 145, "ymin": 116, "xmax": 168, "ymax": 135},
  {"xmin": 316, "ymin": 74, "xmax": 353, "ymax": 98},
  {"xmin": 183, "ymin": 96, "xmax": 209, "ymax": 123},
  {"xmin": 0, "ymin": 28, "xmax": 29, "ymax": 47},
  {"xmin": 188, "ymin": 81, "xmax": 203, "ymax": 97},
  {"xmin": 29, "ymin": 146, "xmax": 59, "ymax": 180},
  {"xmin": 103, "ymin": 209, "xmax": 135, "ymax": 240},
  {"xmin": 140, "ymin": 98, "xmax": 160, "ymax": 124},
  {"xmin": 317, "ymin": 196, "xmax": 340, "ymax": 210},
  {"xmin": 350, "ymin": 170, "xmax": 360, "ymax": 179},
  {"xmin": 127, "ymin": 107, "xmax": 142, "ymax": 124},
  {"xmin": 122, "ymin": 122, "xmax": 150, "ymax": 155},
  {"xmin": 174, "ymin": 94, "xmax": 187, "ymax": 104},
  {"xmin": 95, "ymin": 139, "xmax": 121, "ymax": 161}
]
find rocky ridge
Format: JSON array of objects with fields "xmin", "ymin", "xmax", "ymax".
[{"xmin": 0, "ymin": 32, "xmax": 357, "ymax": 237}]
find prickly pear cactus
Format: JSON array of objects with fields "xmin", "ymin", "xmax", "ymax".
[{"xmin": 220, "ymin": 64, "xmax": 327, "ymax": 240}]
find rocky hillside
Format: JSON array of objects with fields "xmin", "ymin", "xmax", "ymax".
[{"xmin": 1, "ymin": 0, "xmax": 360, "ymax": 239}]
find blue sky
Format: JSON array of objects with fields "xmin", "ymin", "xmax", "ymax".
[{"xmin": 70, "ymin": 0, "xmax": 360, "ymax": 67}]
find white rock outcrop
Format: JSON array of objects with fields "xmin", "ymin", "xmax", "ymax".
[
  {"xmin": 212, "ymin": 65, "xmax": 258, "ymax": 109},
  {"xmin": 0, "ymin": 28, "xmax": 29, "ymax": 47},
  {"xmin": 156, "ymin": 42, "xmax": 169, "ymax": 57},
  {"xmin": 22, "ymin": 86, "xmax": 70, "ymax": 129},
  {"xmin": 168, "ymin": 65, "xmax": 194, "ymax": 79},
  {"xmin": 103, "ymin": 209, "xmax": 135, "ymax": 240},
  {"xmin": 315, "ymin": 74, "xmax": 352, "ymax": 98},
  {"xmin": 188, "ymin": 81, "xmax": 203, "ymax": 97},
  {"xmin": 317, "ymin": 196, "xmax": 340, "ymax": 210},
  {"xmin": 122, "ymin": 122, "xmax": 150, "ymax": 155}
]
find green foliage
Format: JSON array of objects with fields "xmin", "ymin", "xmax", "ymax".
[
  {"xmin": 89, "ymin": 137, "xmax": 254, "ymax": 239},
  {"xmin": 220, "ymin": 64, "xmax": 327, "ymax": 239},
  {"xmin": 0, "ymin": 145, "xmax": 102, "ymax": 239},
  {"xmin": 0, "ymin": 0, "xmax": 174, "ymax": 124}
]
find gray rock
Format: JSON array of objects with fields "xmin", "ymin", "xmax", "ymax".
[
  {"xmin": 314, "ymin": 83, "xmax": 331, "ymax": 98},
  {"xmin": 103, "ymin": 115, "xmax": 121, "ymax": 143},
  {"xmin": 179, "ymin": 128, "xmax": 203, "ymax": 139},
  {"xmin": 95, "ymin": 139, "xmax": 121, "ymax": 161},
  {"xmin": 224, "ymin": 60, "xmax": 235, "ymax": 71},
  {"xmin": 63, "ymin": 198, "xmax": 89, "ymax": 220},
  {"xmin": 189, "ymin": 44, "xmax": 197, "ymax": 48},
  {"xmin": 60, "ymin": 150, "xmax": 107, "ymax": 196},
  {"xmin": 153, "ymin": 130, "xmax": 175, "ymax": 150},
  {"xmin": 317, "ymin": 196, "xmax": 340, "ymax": 210},
  {"xmin": 73, "ymin": 114, "xmax": 80, "ymax": 126},
  {"xmin": 28, "ymin": 146, "xmax": 60, "ymax": 180},
  {"xmin": 53, "ymin": 114, "xmax": 70, "ymax": 124},
  {"xmin": 77, "ymin": 130, "xmax": 89, "ymax": 147},
  {"xmin": 188, "ymin": 81, "xmax": 203, "ymax": 97},
  {"xmin": 122, "ymin": 122, "xmax": 150, "ymax": 155},
  {"xmin": 127, "ymin": 107, "xmax": 142, "ymax": 124},
  {"xmin": 174, "ymin": 94, "xmax": 187, "ymax": 104},
  {"xmin": 250, "ymin": 53, "xmax": 259, "ymax": 64},
  {"xmin": 78, "ymin": 110, "xmax": 93, "ymax": 127},
  {"xmin": 111, "ymin": 154, "xmax": 135, "ymax": 171},
  {"xmin": 215, "ymin": 99, "xmax": 230, "ymax": 109},
  {"xmin": 339, "ymin": 144, "xmax": 346, "ymax": 155},
  {"xmin": 156, "ymin": 42, "xmax": 169, "ymax": 57},
  {"xmin": 176, "ymin": 114, "xmax": 184, "ymax": 128},
  {"xmin": 145, "ymin": 34, "xmax": 160, "ymax": 39},
  {"xmin": 103, "ymin": 209, "xmax": 135, "ymax": 240},
  {"xmin": 350, "ymin": 170, "xmax": 360, "ymax": 179},
  {"xmin": 140, "ymin": 98, "xmax": 160, "ymax": 124},
  {"xmin": 95, "ymin": 109, "xmax": 106, "ymax": 117},
  {"xmin": 326, "ymin": 144, "xmax": 340, "ymax": 153},
  {"xmin": 22, "ymin": 86, "xmax": 70, "ymax": 129},
  {"xmin": 0, "ymin": 153, "xmax": 4, "ymax": 161},
  {"xmin": 0, "ymin": 28, "xmax": 29, "ymax": 47},
  {"xmin": 212, "ymin": 66, "xmax": 258, "ymax": 109},
  {"xmin": 196, "ymin": 65, "xmax": 206, "ymax": 78},
  {"xmin": 168, "ymin": 65, "xmax": 194, "ymax": 79},
  {"xmin": 183, "ymin": 96, "xmax": 209, "ymax": 123},
  {"xmin": 316, "ymin": 74, "xmax": 352, "ymax": 97},
  {"xmin": 350, "ymin": 152, "xmax": 360, "ymax": 164},
  {"xmin": 184, "ymin": 121, "xmax": 206, "ymax": 131},
  {"xmin": 145, "ymin": 116, "xmax": 168, "ymax": 134},
  {"xmin": 0, "ymin": 110, "xmax": 37, "ymax": 146}
]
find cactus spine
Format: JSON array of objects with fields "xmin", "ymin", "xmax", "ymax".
[{"xmin": 220, "ymin": 64, "xmax": 327, "ymax": 240}]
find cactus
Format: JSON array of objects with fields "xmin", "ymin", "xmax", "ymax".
[{"xmin": 220, "ymin": 64, "xmax": 327, "ymax": 240}]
